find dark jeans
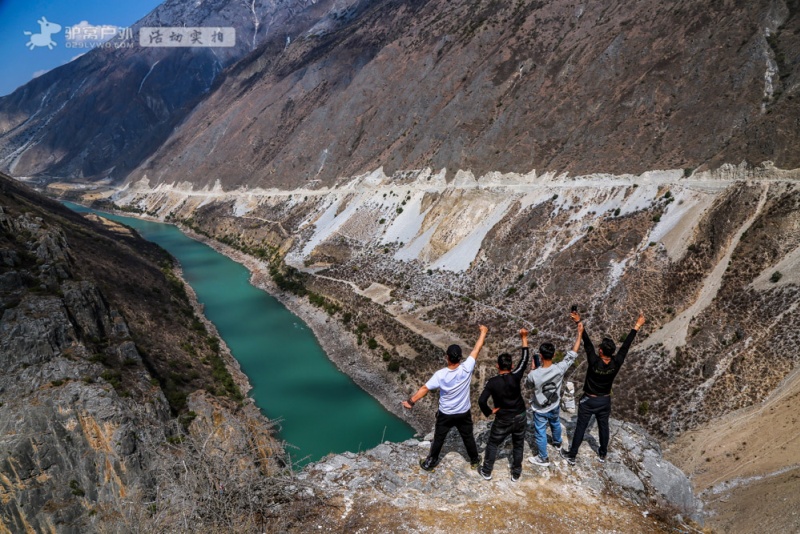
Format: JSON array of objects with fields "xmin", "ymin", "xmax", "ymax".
[
  {"xmin": 428, "ymin": 410, "xmax": 480, "ymax": 464},
  {"xmin": 482, "ymin": 411, "xmax": 526, "ymax": 476},
  {"xmin": 567, "ymin": 395, "xmax": 611, "ymax": 458}
]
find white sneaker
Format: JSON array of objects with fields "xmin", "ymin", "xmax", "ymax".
[{"xmin": 529, "ymin": 454, "xmax": 551, "ymax": 467}]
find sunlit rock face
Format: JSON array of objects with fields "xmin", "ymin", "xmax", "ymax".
[
  {"xmin": 123, "ymin": 0, "xmax": 800, "ymax": 190},
  {"xmin": 2, "ymin": 0, "xmax": 799, "ymax": 188}
]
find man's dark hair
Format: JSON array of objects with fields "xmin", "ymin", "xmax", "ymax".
[
  {"xmin": 599, "ymin": 338, "xmax": 616, "ymax": 357},
  {"xmin": 497, "ymin": 353, "xmax": 513, "ymax": 370},
  {"xmin": 539, "ymin": 343, "xmax": 555, "ymax": 361},
  {"xmin": 446, "ymin": 344, "xmax": 462, "ymax": 363}
]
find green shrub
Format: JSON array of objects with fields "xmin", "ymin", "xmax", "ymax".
[
  {"xmin": 367, "ymin": 338, "xmax": 379, "ymax": 350},
  {"xmin": 770, "ymin": 271, "xmax": 783, "ymax": 283},
  {"xmin": 388, "ymin": 361, "xmax": 400, "ymax": 372}
]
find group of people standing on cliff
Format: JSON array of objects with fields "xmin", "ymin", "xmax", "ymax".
[{"xmin": 402, "ymin": 310, "xmax": 646, "ymax": 480}]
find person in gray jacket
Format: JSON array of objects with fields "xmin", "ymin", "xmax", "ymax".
[{"xmin": 527, "ymin": 318, "xmax": 583, "ymax": 466}]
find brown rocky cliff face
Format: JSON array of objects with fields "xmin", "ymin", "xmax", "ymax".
[
  {"xmin": 4, "ymin": 0, "xmax": 798, "ymax": 188},
  {"xmin": 127, "ymin": 0, "xmax": 800, "ymax": 190},
  {"xmin": 0, "ymin": 175, "xmax": 289, "ymax": 532}
]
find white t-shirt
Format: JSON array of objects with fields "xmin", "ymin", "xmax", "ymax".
[{"xmin": 425, "ymin": 357, "xmax": 476, "ymax": 415}]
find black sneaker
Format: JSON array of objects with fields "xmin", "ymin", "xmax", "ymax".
[
  {"xmin": 420, "ymin": 457, "xmax": 440, "ymax": 472},
  {"xmin": 559, "ymin": 448, "xmax": 576, "ymax": 466},
  {"xmin": 552, "ymin": 442, "xmax": 562, "ymax": 449},
  {"xmin": 511, "ymin": 472, "xmax": 521, "ymax": 482},
  {"xmin": 478, "ymin": 466, "xmax": 492, "ymax": 480},
  {"xmin": 470, "ymin": 458, "xmax": 481, "ymax": 470}
]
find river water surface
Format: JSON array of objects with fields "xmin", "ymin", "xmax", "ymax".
[{"xmin": 64, "ymin": 202, "xmax": 415, "ymax": 464}]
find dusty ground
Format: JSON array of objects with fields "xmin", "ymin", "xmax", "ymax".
[
  {"xmin": 666, "ymin": 367, "xmax": 800, "ymax": 533},
  {"xmin": 313, "ymin": 484, "xmax": 672, "ymax": 534}
]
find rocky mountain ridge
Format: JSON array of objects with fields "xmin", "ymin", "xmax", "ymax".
[
  {"xmin": 0, "ymin": 0, "xmax": 340, "ymax": 183},
  {"xmin": 107, "ymin": 0, "xmax": 800, "ymax": 188},
  {"xmin": 1, "ymin": 0, "xmax": 799, "ymax": 187}
]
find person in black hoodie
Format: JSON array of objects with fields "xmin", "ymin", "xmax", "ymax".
[
  {"xmin": 561, "ymin": 311, "xmax": 646, "ymax": 465},
  {"xmin": 477, "ymin": 328, "xmax": 534, "ymax": 481}
]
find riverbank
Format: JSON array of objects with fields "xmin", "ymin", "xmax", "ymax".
[
  {"xmin": 173, "ymin": 261, "xmax": 254, "ymax": 399},
  {"xmin": 176, "ymin": 226, "xmax": 429, "ymax": 435}
]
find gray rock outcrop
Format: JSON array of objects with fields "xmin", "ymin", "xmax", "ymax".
[{"xmin": 305, "ymin": 416, "xmax": 704, "ymax": 527}]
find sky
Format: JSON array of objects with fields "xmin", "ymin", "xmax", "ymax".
[{"xmin": 0, "ymin": 0, "xmax": 163, "ymax": 96}]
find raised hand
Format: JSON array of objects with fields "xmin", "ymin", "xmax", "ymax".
[{"xmin": 634, "ymin": 313, "xmax": 646, "ymax": 331}]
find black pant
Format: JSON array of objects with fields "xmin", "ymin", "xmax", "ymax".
[
  {"xmin": 428, "ymin": 410, "xmax": 480, "ymax": 464},
  {"xmin": 482, "ymin": 411, "xmax": 526, "ymax": 476},
  {"xmin": 567, "ymin": 395, "xmax": 611, "ymax": 458}
]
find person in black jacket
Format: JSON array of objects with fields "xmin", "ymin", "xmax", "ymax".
[
  {"xmin": 561, "ymin": 311, "xmax": 645, "ymax": 465},
  {"xmin": 477, "ymin": 328, "xmax": 532, "ymax": 481}
]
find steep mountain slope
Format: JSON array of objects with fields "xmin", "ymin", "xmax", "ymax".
[
  {"xmin": 124, "ymin": 0, "xmax": 800, "ymax": 189},
  {"xmin": 4, "ymin": 0, "xmax": 798, "ymax": 188},
  {"xmin": 0, "ymin": 0, "xmax": 337, "ymax": 183},
  {"xmin": 0, "ymin": 173, "xmax": 298, "ymax": 532}
]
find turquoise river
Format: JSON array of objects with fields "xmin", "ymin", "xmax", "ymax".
[{"xmin": 64, "ymin": 202, "xmax": 415, "ymax": 465}]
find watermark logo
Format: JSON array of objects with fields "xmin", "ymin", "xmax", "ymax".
[
  {"xmin": 65, "ymin": 21, "xmax": 134, "ymax": 49},
  {"xmin": 22, "ymin": 19, "xmax": 233, "ymax": 52},
  {"xmin": 24, "ymin": 17, "xmax": 62, "ymax": 50},
  {"xmin": 140, "ymin": 27, "xmax": 236, "ymax": 48}
]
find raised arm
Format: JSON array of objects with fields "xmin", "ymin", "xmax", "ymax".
[
  {"xmin": 468, "ymin": 324, "xmax": 489, "ymax": 360},
  {"xmin": 616, "ymin": 313, "xmax": 645, "ymax": 364},
  {"xmin": 511, "ymin": 328, "xmax": 532, "ymax": 378},
  {"xmin": 402, "ymin": 385, "xmax": 429, "ymax": 409},
  {"xmin": 572, "ymin": 311, "xmax": 596, "ymax": 361},
  {"xmin": 572, "ymin": 321, "xmax": 584, "ymax": 353}
]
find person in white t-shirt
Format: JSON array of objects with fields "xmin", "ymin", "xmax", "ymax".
[{"xmin": 402, "ymin": 325, "xmax": 489, "ymax": 471}]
